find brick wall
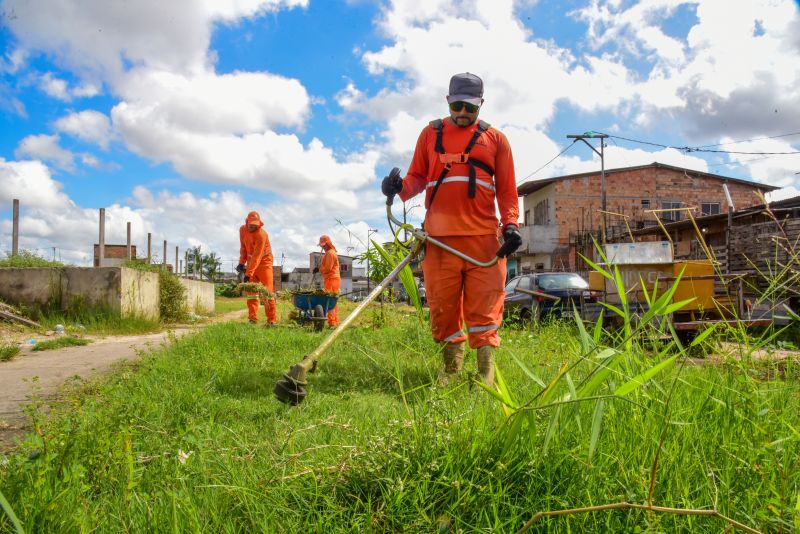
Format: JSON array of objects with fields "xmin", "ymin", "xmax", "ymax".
[{"xmin": 523, "ymin": 165, "xmax": 769, "ymax": 271}]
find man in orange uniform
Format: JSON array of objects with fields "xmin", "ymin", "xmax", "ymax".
[
  {"xmin": 381, "ymin": 72, "xmax": 521, "ymax": 385},
  {"xmin": 237, "ymin": 211, "xmax": 278, "ymax": 325},
  {"xmin": 314, "ymin": 235, "xmax": 340, "ymax": 327}
]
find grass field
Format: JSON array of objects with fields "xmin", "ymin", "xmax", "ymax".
[{"xmin": 1, "ymin": 300, "xmax": 798, "ymax": 532}]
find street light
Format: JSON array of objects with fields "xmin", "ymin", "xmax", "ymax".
[
  {"xmin": 366, "ymin": 228, "xmax": 378, "ymax": 293},
  {"xmin": 567, "ymin": 131, "xmax": 609, "ymax": 242}
]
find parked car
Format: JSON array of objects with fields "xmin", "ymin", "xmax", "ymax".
[{"xmin": 504, "ymin": 272, "xmax": 599, "ymax": 322}]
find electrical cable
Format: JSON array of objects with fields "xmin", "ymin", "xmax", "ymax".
[
  {"xmin": 602, "ymin": 132, "xmax": 800, "ymax": 156},
  {"xmin": 516, "ymin": 140, "xmax": 578, "ymax": 185}
]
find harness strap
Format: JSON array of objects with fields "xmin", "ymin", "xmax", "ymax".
[{"xmin": 426, "ymin": 119, "xmax": 492, "ymax": 208}]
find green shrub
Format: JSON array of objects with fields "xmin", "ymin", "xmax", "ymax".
[
  {"xmin": 215, "ymin": 282, "xmax": 241, "ymax": 298},
  {"xmin": 159, "ymin": 270, "xmax": 186, "ymax": 322},
  {"xmin": 0, "ymin": 250, "xmax": 64, "ymax": 268},
  {"xmin": 122, "ymin": 260, "xmax": 187, "ymax": 322}
]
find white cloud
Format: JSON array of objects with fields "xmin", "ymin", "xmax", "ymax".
[
  {"xmin": 0, "ymin": 157, "xmax": 384, "ymax": 269},
  {"xmin": 14, "ymin": 134, "xmax": 76, "ymax": 172},
  {"xmin": 54, "ymin": 110, "xmax": 113, "ymax": 149},
  {"xmin": 39, "ymin": 72, "xmax": 70, "ymax": 101}
]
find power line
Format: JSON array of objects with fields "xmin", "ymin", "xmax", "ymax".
[
  {"xmin": 516, "ymin": 140, "xmax": 577, "ymax": 184},
  {"xmin": 694, "ymin": 130, "xmax": 800, "ymax": 149},
  {"xmin": 603, "ymin": 132, "xmax": 800, "ymax": 156}
]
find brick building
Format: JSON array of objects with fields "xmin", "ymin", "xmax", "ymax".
[{"xmin": 513, "ymin": 162, "xmax": 778, "ymax": 274}]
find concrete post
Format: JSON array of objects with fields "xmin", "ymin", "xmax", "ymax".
[
  {"xmin": 147, "ymin": 233, "xmax": 152, "ymax": 264},
  {"xmin": 11, "ymin": 199, "xmax": 19, "ymax": 256},
  {"xmin": 184, "ymin": 250, "xmax": 188, "ymax": 278},
  {"xmin": 175, "ymin": 246, "xmax": 179, "ymax": 275},
  {"xmin": 126, "ymin": 222, "xmax": 132, "ymax": 260},
  {"xmin": 98, "ymin": 208, "xmax": 106, "ymax": 267},
  {"xmin": 163, "ymin": 239, "xmax": 167, "ymax": 268}
]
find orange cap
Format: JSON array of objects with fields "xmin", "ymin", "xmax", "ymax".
[
  {"xmin": 319, "ymin": 235, "xmax": 335, "ymax": 251},
  {"xmin": 245, "ymin": 211, "xmax": 263, "ymax": 228}
]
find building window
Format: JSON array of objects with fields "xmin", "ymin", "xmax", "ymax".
[
  {"xmin": 661, "ymin": 201, "xmax": 682, "ymax": 222},
  {"xmin": 533, "ymin": 199, "xmax": 549, "ymax": 225},
  {"xmin": 701, "ymin": 202, "xmax": 721, "ymax": 216},
  {"xmin": 641, "ymin": 199, "xmax": 651, "ymax": 210},
  {"xmin": 524, "ymin": 209, "xmax": 531, "ymax": 226}
]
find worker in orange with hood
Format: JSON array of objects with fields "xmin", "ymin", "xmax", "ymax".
[
  {"xmin": 314, "ymin": 235, "xmax": 340, "ymax": 327},
  {"xmin": 237, "ymin": 211, "xmax": 277, "ymax": 325},
  {"xmin": 381, "ymin": 72, "xmax": 522, "ymax": 385}
]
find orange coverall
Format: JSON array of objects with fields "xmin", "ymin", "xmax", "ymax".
[
  {"xmin": 318, "ymin": 235, "xmax": 341, "ymax": 327},
  {"xmin": 239, "ymin": 211, "xmax": 277, "ymax": 324},
  {"xmin": 398, "ymin": 118, "xmax": 518, "ymax": 348}
]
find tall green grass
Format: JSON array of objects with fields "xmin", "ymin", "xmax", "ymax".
[{"xmin": 0, "ymin": 302, "xmax": 797, "ymax": 532}]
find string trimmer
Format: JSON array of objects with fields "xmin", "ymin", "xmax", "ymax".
[{"xmin": 274, "ymin": 172, "xmax": 510, "ymax": 405}]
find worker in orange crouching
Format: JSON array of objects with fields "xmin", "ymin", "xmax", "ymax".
[
  {"xmin": 236, "ymin": 211, "xmax": 278, "ymax": 325},
  {"xmin": 314, "ymin": 235, "xmax": 340, "ymax": 328},
  {"xmin": 381, "ymin": 72, "xmax": 521, "ymax": 385}
]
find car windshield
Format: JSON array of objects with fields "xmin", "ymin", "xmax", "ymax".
[{"xmin": 536, "ymin": 273, "xmax": 588, "ymax": 291}]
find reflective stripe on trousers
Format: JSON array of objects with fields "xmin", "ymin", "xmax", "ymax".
[
  {"xmin": 443, "ymin": 329, "xmax": 465, "ymax": 343},
  {"xmin": 467, "ymin": 324, "xmax": 499, "ymax": 334}
]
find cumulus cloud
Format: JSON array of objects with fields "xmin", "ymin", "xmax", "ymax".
[
  {"xmin": 54, "ymin": 110, "xmax": 113, "ymax": 149},
  {"xmin": 14, "ymin": 134, "xmax": 76, "ymax": 172},
  {"xmin": 0, "ymin": 157, "xmax": 384, "ymax": 269}
]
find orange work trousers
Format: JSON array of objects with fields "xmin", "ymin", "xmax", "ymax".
[
  {"xmin": 422, "ymin": 234, "xmax": 506, "ymax": 348},
  {"xmin": 324, "ymin": 276, "xmax": 341, "ymax": 327},
  {"xmin": 246, "ymin": 263, "xmax": 277, "ymax": 324}
]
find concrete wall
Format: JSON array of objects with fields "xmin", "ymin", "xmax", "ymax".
[
  {"xmin": 0, "ymin": 267, "xmax": 159, "ymax": 319},
  {"xmin": 179, "ymin": 278, "xmax": 215, "ymax": 314}
]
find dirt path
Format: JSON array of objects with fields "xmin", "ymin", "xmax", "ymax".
[{"xmin": 0, "ymin": 310, "xmax": 246, "ymax": 450}]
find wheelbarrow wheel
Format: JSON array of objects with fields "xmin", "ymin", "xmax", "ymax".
[{"xmin": 313, "ymin": 304, "xmax": 325, "ymax": 332}]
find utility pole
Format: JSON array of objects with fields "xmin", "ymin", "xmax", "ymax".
[
  {"xmin": 11, "ymin": 199, "xmax": 19, "ymax": 257},
  {"xmin": 567, "ymin": 132, "xmax": 609, "ymax": 242},
  {"xmin": 126, "ymin": 222, "xmax": 132, "ymax": 260},
  {"xmin": 98, "ymin": 208, "xmax": 106, "ymax": 267},
  {"xmin": 366, "ymin": 228, "xmax": 378, "ymax": 293}
]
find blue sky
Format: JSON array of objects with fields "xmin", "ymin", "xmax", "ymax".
[{"xmin": 1, "ymin": 0, "xmax": 799, "ymax": 269}]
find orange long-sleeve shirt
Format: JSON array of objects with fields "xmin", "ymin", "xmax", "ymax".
[
  {"xmin": 320, "ymin": 248, "xmax": 340, "ymax": 281},
  {"xmin": 398, "ymin": 118, "xmax": 518, "ymax": 237},
  {"xmin": 239, "ymin": 225, "xmax": 273, "ymax": 278}
]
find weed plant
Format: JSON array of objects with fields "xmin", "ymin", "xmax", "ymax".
[
  {"xmin": 31, "ymin": 336, "xmax": 90, "ymax": 352},
  {"xmin": 0, "ymin": 344, "xmax": 20, "ymax": 361},
  {"xmin": 0, "ymin": 296, "xmax": 797, "ymax": 532}
]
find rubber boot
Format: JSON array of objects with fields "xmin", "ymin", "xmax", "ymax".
[
  {"xmin": 438, "ymin": 342, "xmax": 465, "ymax": 385},
  {"xmin": 476, "ymin": 346, "xmax": 496, "ymax": 386}
]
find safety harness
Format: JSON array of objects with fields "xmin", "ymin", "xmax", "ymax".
[{"xmin": 426, "ymin": 118, "xmax": 494, "ymax": 209}]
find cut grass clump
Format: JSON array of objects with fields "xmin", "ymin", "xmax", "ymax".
[
  {"xmin": 31, "ymin": 336, "xmax": 90, "ymax": 351},
  {"xmin": 0, "ymin": 344, "xmax": 20, "ymax": 361},
  {"xmin": 38, "ymin": 313, "xmax": 160, "ymax": 336}
]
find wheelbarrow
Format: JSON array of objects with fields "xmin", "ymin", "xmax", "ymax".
[
  {"xmin": 274, "ymin": 170, "xmax": 514, "ymax": 405},
  {"xmin": 292, "ymin": 293, "xmax": 338, "ymax": 332}
]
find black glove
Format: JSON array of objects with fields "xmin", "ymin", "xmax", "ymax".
[
  {"xmin": 496, "ymin": 224, "xmax": 522, "ymax": 258},
  {"xmin": 381, "ymin": 167, "xmax": 403, "ymax": 201},
  {"xmin": 313, "ymin": 267, "xmax": 319, "ymax": 274},
  {"xmin": 243, "ymin": 275, "xmax": 250, "ymax": 283},
  {"xmin": 235, "ymin": 263, "xmax": 246, "ymax": 273}
]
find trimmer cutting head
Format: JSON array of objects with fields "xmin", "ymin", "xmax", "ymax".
[{"xmin": 274, "ymin": 374, "xmax": 307, "ymax": 405}]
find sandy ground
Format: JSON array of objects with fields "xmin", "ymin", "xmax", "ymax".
[{"xmin": 0, "ymin": 310, "xmax": 246, "ymax": 451}]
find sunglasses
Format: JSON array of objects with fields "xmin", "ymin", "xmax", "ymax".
[{"xmin": 449, "ymin": 101, "xmax": 480, "ymax": 113}]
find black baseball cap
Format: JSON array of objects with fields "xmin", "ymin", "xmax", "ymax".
[{"xmin": 446, "ymin": 72, "xmax": 483, "ymax": 106}]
